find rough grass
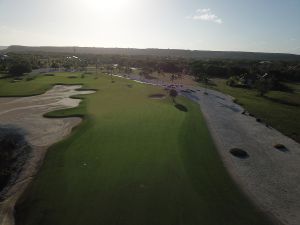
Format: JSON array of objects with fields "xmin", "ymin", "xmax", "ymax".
[
  {"xmin": 0, "ymin": 73, "xmax": 273, "ymax": 225},
  {"xmin": 209, "ymin": 79, "xmax": 300, "ymax": 143}
]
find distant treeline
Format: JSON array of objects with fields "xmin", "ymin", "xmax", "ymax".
[
  {"xmin": 1, "ymin": 52, "xmax": 300, "ymax": 82},
  {"xmin": 2, "ymin": 45, "xmax": 300, "ymax": 61}
]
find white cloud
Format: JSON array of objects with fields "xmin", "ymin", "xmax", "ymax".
[
  {"xmin": 197, "ymin": 8, "xmax": 211, "ymax": 14},
  {"xmin": 188, "ymin": 8, "xmax": 223, "ymax": 24}
]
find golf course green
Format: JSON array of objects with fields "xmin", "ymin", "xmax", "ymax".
[{"xmin": 1, "ymin": 73, "xmax": 272, "ymax": 225}]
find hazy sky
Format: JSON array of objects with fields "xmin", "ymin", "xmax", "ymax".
[{"xmin": 0, "ymin": 0, "xmax": 300, "ymax": 54}]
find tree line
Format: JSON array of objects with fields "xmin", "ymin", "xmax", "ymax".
[{"xmin": 1, "ymin": 53, "xmax": 300, "ymax": 85}]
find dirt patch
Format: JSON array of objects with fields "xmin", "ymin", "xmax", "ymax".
[
  {"xmin": 0, "ymin": 85, "xmax": 95, "ymax": 225},
  {"xmin": 149, "ymin": 94, "xmax": 166, "ymax": 99}
]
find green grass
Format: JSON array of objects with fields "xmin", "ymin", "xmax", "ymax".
[
  {"xmin": 0, "ymin": 73, "xmax": 273, "ymax": 225},
  {"xmin": 208, "ymin": 79, "xmax": 300, "ymax": 143}
]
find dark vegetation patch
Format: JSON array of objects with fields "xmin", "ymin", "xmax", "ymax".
[
  {"xmin": 67, "ymin": 76, "xmax": 78, "ymax": 79},
  {"xmin": 149, "ymin": 93, "xmax": 166, "ymax": 99},
  {"xmin": 25, "ymin": 76, "xmax": 35, "ymax": 81},
  {"xmin": 175, "ymin": 104, "xmax": 188, "ymax": 112},
  {"xmin": 54, "ymin": 83, "xmax": 83, "ymax": 86},
  {"xmin": 44, "ymin": 73, "xmax": 55, "ymax": 76},
  {"xmin": 181, "ymin": 89, "xmax": 196, "ymax": 94},
  {"xmin": 75, "ymin": 88, "xmax": 98, "ymax": 92},
  {"xmin": 264, "ymin": 96, "xmax": 300, "ymax": 107},
  {"xmin": 143, "ymin": 74, "xmax": 157, "ymax": 80},
  {"xmin": 127, "ymin": 84, "xmax": 133, "ymax": 88},
  {"xmin": 0, "ymin": 126, "xmax": 31, "ymax": 198},
  {"xmin": 230, "ymin": 148, "xmax": 249, "ymax": 159},
  {"xmin": 256, "ymin": 118, "xmax": 262, "ymax": 123},
  {"xmin": 274, "ymin": 144, "xmax": 289, "ymax": 152}
]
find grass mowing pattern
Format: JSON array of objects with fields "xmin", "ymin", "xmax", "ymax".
[{"xmin": 0, "ymin": 73, "xmax": 272, "ymax": 225}]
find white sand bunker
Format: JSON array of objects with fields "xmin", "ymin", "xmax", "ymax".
[
  {"xmin": 0, "ymin": 85, "xmax": 95, "ymax": 225},
  {"xmin": 0, "ymin": 85, "xmax": 94, "ymax": 147}
]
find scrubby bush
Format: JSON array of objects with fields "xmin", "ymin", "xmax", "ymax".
[
  {"xmin": 0, "ymin": 127, "xmax": 30, "ymax": 194},
  {"xmin": 255, "ymin": 76, "xmax": 272, "ymax": 96},
  {"xmin": 226, "ymin": 76, "xmax": 239, "ymax": 87},
  {"xmin": 169, "ymin": 89, "xmax": 178, "ymax": 103},
  {"xmin": 25, "ymin": 76, "xmax": 35, "ymax": 81}
]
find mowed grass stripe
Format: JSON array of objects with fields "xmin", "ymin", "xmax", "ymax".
[{"xmin": 0, "ymin": 73, "xmax": 272, "ymax": 225}]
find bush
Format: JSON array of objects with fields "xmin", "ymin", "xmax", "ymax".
[
  {"xmin": 169, "ymin": 89, "xmax": 178, "ymax": 98},
  {"xmin": 226, "ymin": 76, "xmax": 239, "ymax": 87},
  {"xmin": 169, "ymin": 89, "xmax": 178, "ymax": 103},
  {"xmin": 25, "ymin": 76, "xmax": 35, "ymax": 81},
  {"xmin": 255, "ymin": 76, "xmax": 272, "ymax": 96},
  {"xmin": 8, "ymin": 60, "xmax": 32, "ymax": 77}
]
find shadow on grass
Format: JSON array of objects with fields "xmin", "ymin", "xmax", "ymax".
[
  {"xmin": 263, "ymin": 96, "xmax": 300, "ymax": 107},
  {"xmin": 175, "ymin": 104, "xmax": 188, "ymax": 112}
]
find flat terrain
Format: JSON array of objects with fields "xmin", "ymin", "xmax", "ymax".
[
  {"xmin": 209, "ymin": 79, "xmax": 300, "ymax": 143},
  {"xmin": 0, "ymin": 73, "xmax": 272, "ymax": 225},
  {"xmin": 180, "ymin": 87, "xmax": 300, "ymax": 225}
]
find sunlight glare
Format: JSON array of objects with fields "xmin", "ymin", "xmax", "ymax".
[{"xmin": 78, "ymin": 0, "xmax": 133, "ymax": 14}]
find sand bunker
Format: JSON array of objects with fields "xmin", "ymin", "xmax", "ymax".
[
  {"xmin": 181, "ymin": 86, "xmax": 300, "ymax": 225},
  {"xmin": 0, "ymin": 85, "xmax": 95, "ymax": 225}
]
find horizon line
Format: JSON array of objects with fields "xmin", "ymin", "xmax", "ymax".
[{"xmin": 1, "ymin": 45, "xmax": 300, "ymax": 56}]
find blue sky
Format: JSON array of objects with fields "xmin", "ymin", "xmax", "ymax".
[{"xmin": 0, "ymin": 0, "xmax": 299, "ymax": 54}]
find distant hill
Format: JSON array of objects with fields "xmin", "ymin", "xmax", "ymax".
[
  {"xmin": 3, "ymin": 45, "xmax": 300, "ymax": 61},
  {"xmin": 0, "ymin": 46, "xmax": 7, "ymax": 51}
]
